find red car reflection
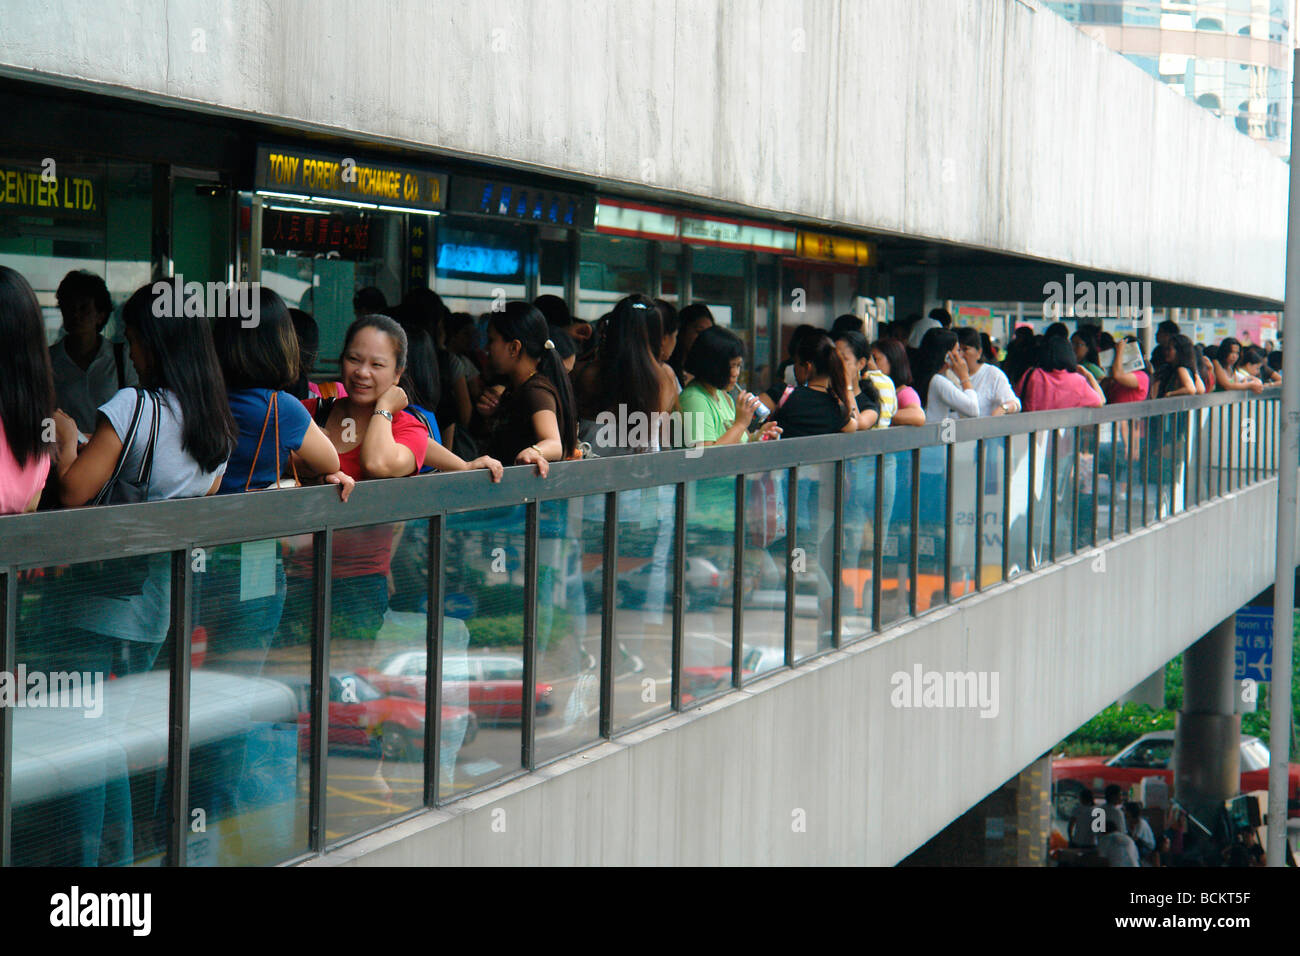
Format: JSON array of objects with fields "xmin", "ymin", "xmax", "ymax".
[
  {"xmin": 358, "ymin": 651, "xmax": 553, "ymax": 724},
  {"xmin": 285, "ymin": 672, "xmax": 477, "ymax": 762}
]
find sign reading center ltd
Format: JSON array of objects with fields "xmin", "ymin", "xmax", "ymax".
[{"xmin": 255, "ymin": 145, "xmax": 447, "ymax": 213}]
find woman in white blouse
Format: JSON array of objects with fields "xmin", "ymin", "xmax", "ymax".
[{"xmin": 916, "ymin": 327, "xmax": 979, "ymax": 422}]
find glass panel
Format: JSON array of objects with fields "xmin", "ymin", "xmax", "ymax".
[
  {"xmin": 916, "ymin": 445, "xmax": 948, "ymax": 611},
  {"xmin": 681, "ymin": 477, "xmax": 737, "ymax": 706},
  {"xmin": 949, "ymin": 441, "xmax": 979, "ymax": 601},
  {"xmin": 1171, "ymin": 413, "xmax": 1188, "ymax": 512},
  {"xmin": 1140, "ymin": 415, "xmax": 1157, "ymax": 525},
  {"xmin": 1030, "ymin": 432, "xmax": 1050, "ymax": 567},
  {"xmin": 741, "ymin": 470, "xmax": 787, "ymax": 679},
  {"xmin": 538, "ymin": 228, "xmax": 570, "ymax": 301},
  {"xmin": 981, "ymin": 437, "xmax": 1006, "ymax": 587},
  {"xmin": 172, "ymin": 174, "xmax": 232, "ymax": 286},
  {"xmin": 1005, "ymin": 433, "xmax": 1031, "ymax": 577},
  {"xmin": 880, "ymin": 451, "xmax": 911, "ymax": 625},
  {"xmin": 792, "ymin": 463, "xmax": 836, "ymax": 661},
  {"xmin": 578, "ymin": 234, "xmax": 648, "ymax": 320},
  {"xmin": 841, "ymin": 455, "xmax": 876, "ymax": 640},
  {"xmin": 1097, "ymin": 422, "xmax": 1118, "ymax": 542},
  {"xmin": 535, "ymin": 497, "xmax": 603, "ymax": 764},
  {"xmin": 1053, "ymin": 428, "xmax": 1076, "ymax": 558},
  {"xmin": 324, "ymin": 520, "xmax": 429, "ymax": 840},
  {"xmin": 692, "ymin": 247, "xmax": 752, "ymax": 386},
  {"xmin": 611, "ymin": 485, "xmax": 675, "ymax": 732},
  {"xmin": 439, "ymin": 507, "xmax": 526, "ymax": 800},
  {"xmin": 12, "ymin": 555, "xmax": 173, "ymax": 866},
  {"xmin": 189, "ymin": 534, "xmax": 311, "ymax": 866}
]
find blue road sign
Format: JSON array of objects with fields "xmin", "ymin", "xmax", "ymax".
[{"xmin": 1234, "ymin": 607, "xmax": 1273, "ymax": 683}]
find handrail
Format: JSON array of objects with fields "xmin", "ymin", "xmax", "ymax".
[{"xmin": 0, "ymin": 390, "xmax": 1279, "ymax": 569}]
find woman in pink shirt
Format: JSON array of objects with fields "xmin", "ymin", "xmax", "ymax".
[
  {"xmin": 1017, "ymin": 336, "xmax": 1106, "ymax": 411},
  {"xmin": 869, "ymin": 338, "xmax": 926, "ymax": 426},
  {"xmin": 0, "ymin": 266, "xmax": 55, "ymax": 514}
]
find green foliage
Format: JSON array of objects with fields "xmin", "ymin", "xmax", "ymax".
[{"xmin": 466, "ymin": 607, "xmax": 573, "ymax": 652}]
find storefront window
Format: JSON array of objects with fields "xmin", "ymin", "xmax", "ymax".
[
  {"xmin": 538, "ymin": 226, "xmax": 570, "ymax": 302},
  {"xmin": 435, "ymin": 217, "xmax": 527, "ymax": 315},
  {"xmin": 0, "ymin": 156, "xmax": 153, "ymax": 341},
  {"xmin": 578, "ymin": 233, "xmax": 649, "ymax": 319},
  {"xmin": 690, "ymin": 247, "xmax": 751, "ymax": 386}
]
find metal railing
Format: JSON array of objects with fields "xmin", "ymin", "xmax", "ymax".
[{"xmin": 0, "ymin": 389, "xmax": 1279, "ymax": 865}]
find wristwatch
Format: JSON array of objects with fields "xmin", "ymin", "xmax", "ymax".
[{"xmin": 373, "ymin": 409, "xmax": 394, "ymax": 423}]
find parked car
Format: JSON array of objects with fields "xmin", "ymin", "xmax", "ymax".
[
  {"xmin": 1052, "ymin": 730, "xmax": 1300, "ymax": 820},
  {"xmin": 357, "ymin": 651, "xmax": 554, "ymax": 724},
  {"xmin": 284, "ymin": 672, "xmax": 477, "ymax": 762}
]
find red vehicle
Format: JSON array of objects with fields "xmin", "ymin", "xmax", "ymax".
[
  {"xmin": 286, "ymin": 672, "xmax": 477, "ymax": 762},
  {"xmin": 357, "ymin": 651, "xmax": 554, "ymax": 724},
  {"xmin": 1052, "ymin": 731, "xmax": 1300, "ymax": 819}
]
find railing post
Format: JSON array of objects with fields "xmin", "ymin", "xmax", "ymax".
[
  {"xmin": 1001, "ymin": 437, "xmax": 1012, "ymax": 581},
  {"xmin": 521, "ymin": 502, "xmax": 539, "ymax": 771},
  {"xmin": 308, "ymin": 528, "xmax": 332, "ymax": 853},
  {"xmin": 872, "ymin": 455, "xmax": 884, "ymax": 632},
  {"xmin": 425, "ymin": 515, "xmax": 443, "ymax": 807},
  {"xmin": 599, "ymin": 494, "xmax": 617, "ymax": 737},
  {"xmin": 1026, "ymin": 432, "xmax": 1037, "ymax": 569},
  {"xmin": 832, "ymin": 459, "xmax": 844, "ymax": 647},
  {"xmin": 974, "ymin": 439, "xmax": 985, "ymax": 593},
  {"xmin": 0, "ymin": 570, "xmax": 14, "ymax": 868},
  {"xmin": 732, "ymin": 475, "xmax": 746, "ymax": 686},
  {"xmin": 784, "ymin": 467, "xmax": 796, "ymax": 665},
  {"xmin": 908, "ymin": 449, "xmax": 920, "ymax": 616},
  {"xmin": 165, "ymin": 547, "xmax": 195, "ymax": 867},
  {"xmin": 671, "ymin": 483, "xmax": 686, "ymax": 711}
]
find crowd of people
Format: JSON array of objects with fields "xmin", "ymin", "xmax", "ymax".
[{"xmin": 1, "ymin": 271, "xmax": 1285, "ymax": 525}]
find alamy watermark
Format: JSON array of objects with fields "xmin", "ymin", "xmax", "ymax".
[
  {"xmin": 0, "ymin": 666, "xmax": 104, "ymax": 718},
  {"xmin": 890, "ymin": 664, "xmax": 999, "ymax": 718},
  {"xmin": 152, "ymin": 274, "xmax": 260, "ymax": 327},
  {"xmin": 591, "ymin": 407, "xmax": 714, "ymax": 458},
  {"xmin": 1042, "ymin": 273, "xmax": 1151, "ymax": 324}
]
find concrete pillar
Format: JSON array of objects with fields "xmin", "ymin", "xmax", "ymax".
[
  {"xmin": 1175, "ymin": 616, "xmax": 1241, "ymax": 821},
  {"xmin": 1118, "ymin": 666, "xmax": 1166, "ymax": 709}
]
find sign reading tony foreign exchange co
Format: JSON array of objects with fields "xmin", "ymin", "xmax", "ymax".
[{"xmin": 255, "ymin": 146, "xmax": 447, "ymax": 213}]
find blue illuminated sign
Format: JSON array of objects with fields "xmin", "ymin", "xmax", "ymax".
[{"xmin": 436, "ymin": 243, "xmax": 521, "ymax": 276}]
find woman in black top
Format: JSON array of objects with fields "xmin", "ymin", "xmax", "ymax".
[
  {"xmin": 771, "ymin": 332, "xmax": 857, "ymax": 438},
  {"xmin": 833, "ymin": 330, "xmax": 881, "ymax": 430}
]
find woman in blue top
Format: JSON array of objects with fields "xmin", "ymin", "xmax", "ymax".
[{"xmin": 213, "ymin": 287, "xmax": 354, "ymax": 495}]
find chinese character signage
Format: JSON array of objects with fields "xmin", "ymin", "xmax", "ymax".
[{"xmin": 263, "ymin": 209, "xmax": 375, "ymax": 258}]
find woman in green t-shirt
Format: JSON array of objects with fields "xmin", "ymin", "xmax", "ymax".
[{"xmin": 676, "ymin": 326, "xmax": 781, "ymax": 447}]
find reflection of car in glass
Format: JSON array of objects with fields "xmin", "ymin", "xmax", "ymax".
[
  {"xmin": 283, "ymin": 672, "xmax": 477, "ymax": 762},
  {"xmin": 679, "ymin": 635, "xmax": 785, "ymax": 702},
  {"xmin": 582, "ymin": 557, "xmax": 725, "ymax": 611},
  {"xmin": 357, "ymin": 651, "xmax": 553, "ymax": 724},
  {"xmin": 1052, "ymin": 731, "xmax": 1300, "ymax": 820}
]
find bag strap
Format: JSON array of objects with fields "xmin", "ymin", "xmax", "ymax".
[
  {"xmin": 778, "ymin": 385, "xmax": 795, "ymax": 408},
  {"xmin": 91, "ymin": 388, "xmax": 145, "ymax": 506},
  {"xmin": 408, "ymin": 405, "xmax": 434, "ymax": 438},
  {"xmin": 272, "ymin": 391, "xmax": 300, "ymax": 487},
  {"xmin": 135, "ymin": 389, "xmax": 161, "ymax": 496},
  {"xmin": 245, "ymin": 390, "xmax": 277, "ymax": 492}
]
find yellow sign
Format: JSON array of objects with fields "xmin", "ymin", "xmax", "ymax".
[
  {"xmin": 796, "ymin": 231, "xmax": 875, "ymax": 266},
  {"xmin": 0, "ymin": 164, "xmax": 101, "ymax": 217},
  {"xmin": 256, "ymin": 145, "xmax": 447, "ymax": 212}
]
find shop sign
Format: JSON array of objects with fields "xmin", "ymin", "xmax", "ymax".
[
  {"xmin": 680, "ymin": 216, "xmax": 795, "ymax": 253},
  {"xmin": 448, "ymin": 176, "xmax": 595, "ymax": 228},
  {"xmin": 263, "ymin": 209, "xmax": 373, "ymax": 258},
  {"xmin": 256, "ymin": 145, "xmax": 447, "ymax": 212},
  {"xmin": 0, "ymin": 161, "xmax": 104, "ymax": 219},
  {"xmin": 796, "ymin": 231, "xmax": 875, "ymax": 267},
  {"xmin": 595, "ymin": 199, "xmax": 678, "ymax": 240}
]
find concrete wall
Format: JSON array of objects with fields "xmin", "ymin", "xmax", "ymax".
[
  {"xmin": 0, "ymin": 0, "xmax": 1286, "ymax": 301},
  {"xmin": 305, "ymin": 474, "xmax": 1281, "ymax": 867}
]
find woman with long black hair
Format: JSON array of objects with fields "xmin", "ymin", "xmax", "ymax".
[
  {"xmin": 474, "ymin": 301, "xmax": 579, "ymax": 473},
  {"xmin": 770, "ymin": 331, "xmax": 858, "ymax": 438},
  {"xmin": 667, "ymin": 303, "xmax": 714, "ymax": 386},
  {"xmin": 0, "ymin": 266, "xmax": 56, "ymax": 514},
  {"xmin": 572, "ymin": 293, "xmax": 678, "ymax": 453},
  {"xmin": 1154, "ymin": 334, "xmax": 1206, "ymax": 398},
  {"xmin": 915, "ymin": 327, "xmax": 980, "ymax": 421}
]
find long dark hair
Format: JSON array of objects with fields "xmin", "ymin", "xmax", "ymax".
[
  {"xmin": 1071, "ymin": 326, "xmax": 1100, "ymax": 367},
  {"xmin": 871, "ymin": 338, "xmax": 913, "ymax": 389},
  {"xmin": 1037, "ymin": 335, "xmax": 1079, "ymax": 373},
  {"xmin": 0, "ymin": 266, "xmax": 56, "ymax": 466},
  {"xmin": 591, "ymin": 293, "xmax": 663, "ymax": 418},
  {"xmin": 915, "ymin": 327, "xmax": 958, "ymax": 409},
  {"xmin": 213, "ymin": 286, "xmax": 300, "ymax": 391},
  {"xmin": 668, "ymin": 303, "xmax": 714, "ymax": 380},
  {"xmin": 796, "ymin": 332, "xmax": 853, "ymax": 423},
  {"xmin": 400, "ymin": 325, "xmax": 442, "ymax": 412},
  {"xmin": 122, "ymin": 279, "xmax": 237, "ymax": 473},
  {"xmin": 489, "ymin": 302, "xmax": 578, "ymax": 458},
  {"xmin": 833, "ymin": 329, "xmax": 881, "ymax": 408}
]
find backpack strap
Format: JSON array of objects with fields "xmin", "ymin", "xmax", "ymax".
[{"xmin": 136, "ymin": 389, "xmax": 161, "ymax": 496}]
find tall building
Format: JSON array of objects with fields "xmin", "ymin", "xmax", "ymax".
[{"xmin": 1046, "ymin": 1, "xmax": 1291, "ymax": 155}]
